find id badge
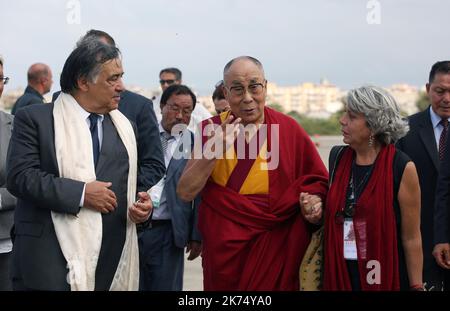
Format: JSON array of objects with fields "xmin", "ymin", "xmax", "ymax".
[{"xmin": 343, "ymin": 218, "xmax": 358, "ymax": 260}]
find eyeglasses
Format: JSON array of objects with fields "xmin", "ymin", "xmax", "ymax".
[
  {"xmin": 334, "ymin": 203, "xmax": 356, "ymax": 225},
  {"xmin": 160, "ymin": 79, "xmax": 176, "ymax": 86},
  {"xmin": 166, "ymin": 103, "xmax": 193, "ymax": 117},
  {"xmin": 225, "ymin": 82, "xmax": 265, "ymax": 97},
  {"xmin": 0, "ymin": 77, "xmax": 9, "ymax": 85}
]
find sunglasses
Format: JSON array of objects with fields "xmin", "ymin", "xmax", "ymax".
[{"xmin": 160, "ymin": 79, "xmax": 176, "ymax": 85}]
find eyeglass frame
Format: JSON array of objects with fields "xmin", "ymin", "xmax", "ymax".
[
  {"xmin": 224, "ymin": 80, "xmax": 267, "ymax": 97},
  {"xmin": 1, "ymin": 77, "xmax": 9, "ymax": 85},
  {"xmin": 164, "ymin": 102, "xmax": 193, "ymax": 117}
]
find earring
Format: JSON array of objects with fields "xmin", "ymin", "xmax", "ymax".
[{"xmin": 368, "ymin": 134, "xmax": 374, "ymax": 147}]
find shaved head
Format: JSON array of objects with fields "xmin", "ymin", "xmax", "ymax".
[
  {"xmin": 223, "ymin": 56, "xmax": 264, "ymax": 78},
  {"xmin": 27, "ymin": 63, "xmax": 53, "ymax": 95},
  {"xmin": 27, "ymin": 63, "xmax": 50, "ymax": 84}
]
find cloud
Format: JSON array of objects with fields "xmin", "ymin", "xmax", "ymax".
[{"xmin": 1, "ymin": 0, "xmax": 449, "ymax": 94}]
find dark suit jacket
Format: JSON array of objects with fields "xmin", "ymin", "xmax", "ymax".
[
  {"xmin": 11, "ymin": 86, "xmax": 44, "ymax": 115},
  {"xmin": 161, "ymin": 132, "xmax": 201, "ymax": 248},
  {"xmin": 396, "ymin": 107, "xmax": 446, "ymax": 288},
  {"xmin": 118, "ymin": 90, "xmax": 165, "ymax": 190},
  {"xmin": 53, "ymin": 90, "xmax": 165, "ymax": 191},
  {"xmin": 0, "ymin": 111, "xmax": 16, "ymax": 240},
  {"xmin": 434, "ymin": 123, "xmax": 450, "ymax": 244},
  {"xmin": 6, "ymin": 103, "xmax": 138, "ymax": 290}
]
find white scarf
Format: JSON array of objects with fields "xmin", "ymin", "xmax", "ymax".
[{"xmin": 52, "ymin": 92, "xmax": 139, "ymax": 291}]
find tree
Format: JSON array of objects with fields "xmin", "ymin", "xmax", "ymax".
[
  {"xmin": 286, "ymin": 111, "xmax": 341, "ymax": 135},
  {"xmin": 267, "ymin": 103, "xmax": 284, "ymax": 113},
  {"xmin": 416, "ymin": 91, "xmax": 430, "ymax": 111}
]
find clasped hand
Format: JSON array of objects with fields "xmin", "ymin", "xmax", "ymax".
[
  {"xmin": 83, "ymin": 181, "xmax": 152, "ymax": 223},
  {"xmin": 299, "ymin": 192, "xmax": 323, "ymax": 225}
]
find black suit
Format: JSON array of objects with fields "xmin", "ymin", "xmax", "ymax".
[
  {"xmin": 11, "ymin": 86, "xmax": 44, "ymax": 115},
  {"xmin": 6, "ymin": 103, "xmax": 136, "ymax": 290},
  {"xmin": 434, "ymin": 121, "xmax": 450, "ymax": 244},
  {"xmin": 397, "ymin": 106, "xmax": 448, "ymax": 290},
  {"xmin": 118, "ymin": 90, "xmax": 165, "ymax": 190},
  {"xmin": 53, "ymin": 90, "xmax": 165, "ymax": 191}
]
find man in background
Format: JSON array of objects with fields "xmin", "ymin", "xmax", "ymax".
[
  {"xmin": 212, "ymin": 80, "xmax": 230, "ymax": 115},
  {"xmin": 12, "ymin": 63, "xmax": 52, "ymax": 115},
  {"xmin": 397, "ymin": 60, "xmax": 450, "ymax": 290},
  {"xmin": 153, "ymin": 67, "xmax": 212, "ymax": 132},
  {"xmin": 139, "ymin": 84, "xmax": 201, "ymax": 291}
]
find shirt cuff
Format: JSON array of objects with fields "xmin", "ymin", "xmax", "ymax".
[{"xmin": 79, "ymin": 183, "xmax": 86, "ymax": 207}]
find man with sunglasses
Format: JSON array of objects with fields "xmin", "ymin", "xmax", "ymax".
[
  {"xmin": 11, "ymin": 63, "xmax": 53, "ymax": 115},
  {"xmin": 153, "ymin": 67, "xmax": 211, "ymax": 132}
]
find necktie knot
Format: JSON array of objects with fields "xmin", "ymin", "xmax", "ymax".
[
  {"xmin": 164, "ymin": 132, "xmax": 175, "ymax": 140},
  {"xmin": 441, "ymin": 118, "xmax": 449, "ymax": 130},
  {"xmin": 89, "ymin": 113, "xmax": 99, "ymax": 129},
  {"xmin": 160, "ymin": 131, "xmax": 174, "ymax": 154}
]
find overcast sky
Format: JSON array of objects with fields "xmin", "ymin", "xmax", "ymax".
[{"xmin": 1, "ymin": 0, "xmax": 449, "ymax": 95}]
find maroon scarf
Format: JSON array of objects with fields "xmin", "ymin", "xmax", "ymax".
[{"xmin": 323, "ymin": 144, "xmax": 399, "ymax": 290}]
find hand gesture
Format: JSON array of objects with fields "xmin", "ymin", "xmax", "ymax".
[
  {"xmin": 129, "ymin": 191, "xmax": 153, "ymax": 223},
  {"xmin": 204, "ymin": 114, "xmax": 241, "ymax": 158},
  {"xmin": 84, "ymin": 181, "xmax": 117, "ymax": 213},
  {"xmin": 433, "ymin": 243, "xmax": 450, "ymax": 269}
]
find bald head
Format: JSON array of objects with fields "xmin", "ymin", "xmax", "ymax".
[
  {"xmin": 223, "ymin": 56, "xmax": 264, "ymax": 78},
  {"xmin": 27, "ymin": 63, "xmax": 53, "ymax": 95}
]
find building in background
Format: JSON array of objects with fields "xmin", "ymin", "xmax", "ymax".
[
  {"xmin": 0, "ymin": 82, "xmax": 424, "ymax": 118},
  {"xmin": 266, "ymin": 79, "xmax": 344, "ymax": 118}
]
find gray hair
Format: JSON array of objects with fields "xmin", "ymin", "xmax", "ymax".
[
  {"xmin": 60, "ymin": 38, "xmax": 121, "ymax": 93},
  {"xmin": 346, "ymin": 85, "xmax": 409, "ymax": 144}
]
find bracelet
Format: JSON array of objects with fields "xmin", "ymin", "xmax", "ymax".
[{"xmin": 410, "ymin": 284, "xmax": 425, "ymax": 291}]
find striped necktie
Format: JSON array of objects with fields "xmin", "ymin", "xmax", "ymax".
[
  {"xmin": 439, "ymin": 118, "xmax": 448, "ymax": 161},
  {"xmin": 160, "ymin": 131, "xmax": 174, "ymax": 155}
]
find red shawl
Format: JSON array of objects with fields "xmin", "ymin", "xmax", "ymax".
[
  {"xmin": 198, "ymin": 107, "xmax": 328, "ymax": 290},
  {"xmin": 323, "ymin": 144, "xmax": 399, "ymax": 290}
]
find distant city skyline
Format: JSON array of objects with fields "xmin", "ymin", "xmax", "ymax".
[{"xmin": 1, "ymin": 0, "xmax": 449, "ymax": 96}]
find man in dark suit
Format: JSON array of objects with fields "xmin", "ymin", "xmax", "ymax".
[
  {"xmin": 52, "ymin": 29, "xmax": 165, "ymax": 189},
  {"xmin": 11, "ymin": 63, "xmax": 53, "ymax": 115},
  {"xmin": 432, "ymin": 62, "xmax": 450, "ymax": 280},
  {"xmin": 6, "ymin": 39, "xmax": 152, "ymax": 290},
  {"xmin": 139, "ymin": 84, "xmax": 201, "ymax": 291},
  {"xmin": 397, "ymin": 60, "xmax": 450, "ymax": 290},
  {"xmin": 0, "ymin": 56, "xmax": 16, "ymax": 291}
]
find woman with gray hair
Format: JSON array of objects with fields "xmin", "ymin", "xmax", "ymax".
[{"xmin": 321, "ymin": 85, "xmax": 423, "ymax": 290}]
